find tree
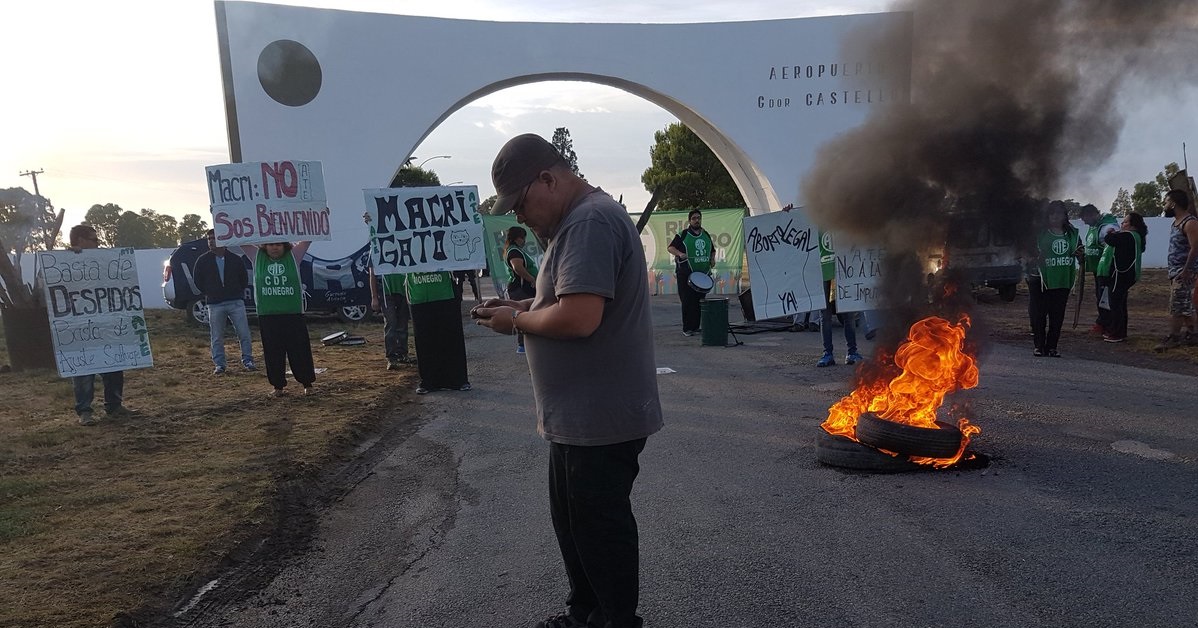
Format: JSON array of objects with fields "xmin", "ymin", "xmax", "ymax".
[
  {"xmin": 641, "ymin": 123, "xmax": 745, "ymax": 211},
  {"xmin": 84, "ymin": 203, "xmax": 123, "ymax": 246},
  {"xmin": 1110, "ymin": 187, "xmax": 1132, "ymax": 216},
  {"xmin": 140, "ymin": 209, "xmax": 179, "ymax": 247},
  {"xmin": 480, "ymin": 194, "xmax": 499, "ymax": 215},
  {"xmin": 114, "ymin": 211, "xmax": 156, "ymax": 248},
  {"xmin": 390, "ymin": 166, "xmax": 440, "ymax": 188},
  {"xmin": 177, "ymin": 214, "xmax": 209, "ymax": 242},
  {"xmin": 552, "ymin": 127, "xmax": 583, "ymax": 179},
  {"xmin": 0, "ymin": 187, "xmax": 59, "ymax": 256},
  {"xmin": 1129, "ymin": 162, "xmax": 1181, "ymax": 218}
]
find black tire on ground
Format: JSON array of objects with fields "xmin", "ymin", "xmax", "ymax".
[
  {"xmin": 186, "ymin": 299, "xmax": 210, "ymax": 327},
  {"xmin": 997, "ymin": 283, "xmax": 1017, "ymax": 302},
  {"xmin": 814, "ymin": 429, "xmax": 923, "ymax": 473},
  {"xmin": 854, "ymin": 413, "xmax": 963, "ymax": 459}
]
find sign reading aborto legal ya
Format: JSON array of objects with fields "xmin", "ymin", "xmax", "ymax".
[
  {"xmin": 206, "ymin": 160, "xmax": 331, "ymax": 246},
  {"xmin": 364, "ymin": 186, "xmax": 487, "ymax": 274},
  {"xmin": 37, "ymin": 247, "xmax": 153, "ymax": 378}
]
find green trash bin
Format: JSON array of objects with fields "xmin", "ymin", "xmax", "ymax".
[{"xmin": 700, "ymin": 298, "xmax": 729, "ymax": 347}]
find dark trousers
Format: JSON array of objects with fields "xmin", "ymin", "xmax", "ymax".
[
  {"xmin": 1092, "ymin": 274, "xmax": 1112, "ymax": 330},
  {"xmin": 1102, "ymin": 277, "xmax": 1133, "ymax": 339},
  {"xmin": 549, "ymin": 438, "xmax": 647, "ymax": 628},
  {"xmin": 1027, "ymin": 277, "xmax": 1069, "ymax": 352},
  {"xmin": 676, "ymin": 271, "xmax": 703, "ymax": 332},
  {"xmin": 259, "ymin": 313, "xmax": 315, "ymax": 389},
  {"xmin": 73, "ymin": 371, "xmax": 124, "ymax": 415},
  {"xmin": 410, "ymin": 298, "xmax": 469, "ymax": 390},
  {"xmin": 381, "ymin": 290, "xmax": 411, "ymax": 361}
]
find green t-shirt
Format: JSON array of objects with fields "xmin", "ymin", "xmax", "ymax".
[
  {"xmin": 818, "ymin": 231, "xmax": 836, "ymax": 282},
  {"xmin": 404, "ymin": 271, "xmax": 456, "ymax": 304},
  {"xmin": 681, "ymin": 230, "xmax": 714, "ymax": 273},
  {"xmin": 254, "ymin": 249, "xmax": 304, "ymax": 315},
  {"xmin": 381, "ymin": 273, "xmax": 405, "ymax": 295},
  {"xmin": 1036, "ymin": 229, "xmax": 1079, "ymax": 290}
]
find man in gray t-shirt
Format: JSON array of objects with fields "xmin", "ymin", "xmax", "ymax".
[{"xmin": 475, "ymin": 133, "xmax": 662, "ymax": 628}]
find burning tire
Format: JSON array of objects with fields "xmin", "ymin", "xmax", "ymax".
[
  {"xmin": 815, "ymin": 429, "xmax": 922, "ymax": 473},
  {"xmin": 854, "ymin": 413, "xmax": 962, "ymax": 459}
]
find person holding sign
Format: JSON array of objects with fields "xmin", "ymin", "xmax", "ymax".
[
  {"xmin": 194, "ymin": 229, "xmax": 256, "ymax": 374},
  {"xmin": 66, "ymin": 224, "xmax": 129, "ymax": 426},
  {"xmin": 368, "ymin": 264, "xmax": 416, "ymax": 370},
  {"xmin": 1026, "ymin": 201, "xmax": 1081, "ymax": 358},
  {"xmin": 816, "ymin": 231, "xmax": 863, "ymax": 367},
  {"xmin": 505, "ymin": 226, "xmax": 538, "ymax": 354},
  {"xmin": 243, "ymin": 241, "xmax": 316, "ymax": 395},
  {"xmin": 473, "ymin": 133, "xmax": 662, "ymax": 628},
  {"xmin": 667, "ymin": 209, "xmax": 715, "ymax": 337},
  {"xmin": 405, "ymin": 270, "xmax": 470, "ymax": 394}
]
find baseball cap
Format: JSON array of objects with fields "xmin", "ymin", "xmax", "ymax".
[{"xmin": 490, "ymin": 134, "xmax": 565, "ymax": 215}]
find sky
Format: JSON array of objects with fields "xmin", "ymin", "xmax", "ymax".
[{"xmin": 2, "ymin": 0, "xmax": 1195, "ymax": 233}]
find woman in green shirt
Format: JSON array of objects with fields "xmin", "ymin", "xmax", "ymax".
[
  {"xmin": 245, "ymin": 240, "xmax": 315, "ymax": 395},
  {"xmin": 406, "ymin": 270, "xmax": 470, "ymax": 394},
  {"xmin": 1026, "ymin": 201, "xmax": 1081, "ymax": 358}
]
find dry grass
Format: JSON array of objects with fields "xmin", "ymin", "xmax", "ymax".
[{"xmin": 0, "ymin": 308, "xmax": 414, "ymax": 627}]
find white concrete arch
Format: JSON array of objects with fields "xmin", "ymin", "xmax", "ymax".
[{"xmin": 216, "ymin": 1, "xmax": 910, "ymax": 256}]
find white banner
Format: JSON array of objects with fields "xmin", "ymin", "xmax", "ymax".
[
  {"xmin": 364, "ymin": 186, "xmax": 487, "ymax": 274},
  {"xmin": 38, "ymin": 248, "xmax": 154, "ymax": 378},
  {"xmin": 206, "ymin": 160, "xmax": 330, "ymax": 246},
  {"xmin": 743, "ymin": 209, "xmax": 824, "ymax": 319},
  {"xmin": 833, "ymin": 239, "xmax": 885, "ymax": 313}
]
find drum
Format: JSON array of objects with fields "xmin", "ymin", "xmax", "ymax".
[{"xmin": 687, "ymin": 272, "xmax": 714, "ymax": 294}]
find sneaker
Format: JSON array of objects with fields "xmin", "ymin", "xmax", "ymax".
[
  {"xmin": 516, "ymin": 345, "xmax": 526, "ymax": 354},
  {"xmin": 303, "ymin": 386, "xmax": 315, "ymax": 396},
  {"xmin": 213, "ymin": 366, "xmax": 226, "ymax": 375},
  {"xmin": 1033, "ymin": 348, "xmax": 1044, "ymax": 357},
  {"xmin": 270, "ymin": 388, "xmax": 287, "ymax": 398},
  {"xmin": 387, "ymin": 360, "xmax": 401, "ymax": 371},
  {"xmin": 1103, "ymin": 334, "xmax": 1125, "ymax": 343},
  {"xmin": 816, "ymin": 353, "xmax": 835, "ymax": 368},
  {"xmin": 415, "ymin": 386, "xmax": 430, "ymax": 395},
  {"xmin": 534, "ymin": 612, "xmax": 588, "ymax": 628},
  {"xmin": 396, "ymin": 355, "xmax": 418, "ymax": 365},
  {"xmin": 78, "ymin": 410, "xmax": 97, "ymax": 426},
  {"xmin": 845, "ymin": 351, "xmax": 864, "ymax": 365},
  {"xmin": 243, "ymin": 362, "xmax": 258, "ymax": 371},
  {"xmin": 682, "ymin": 330, "xmax": 695, "ymax": 337},
  {"xmin": 1153, "ymin": 335, "xmax": 1181, "ymax": 352},
  {"xmin": 106, "ymin": 406, "xmax": 130, "ymax": 418},
  {"xmin": 458, "ymin": 383, "xmax": 472, "ymax": 391},
  {"xmin": 1047, "ymin": 349, "xmax": 1061, "ymax": 358}
]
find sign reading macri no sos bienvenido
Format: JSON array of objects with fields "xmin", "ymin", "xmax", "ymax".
[
  {"xmin": 206, "ymin": 160, "xmax": 331, "ymax": 246},
  {"xmin": 37, "ymin": 248, "xmax": 154, "ymax": 378}
]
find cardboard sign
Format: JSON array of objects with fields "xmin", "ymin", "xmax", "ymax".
[
  {"xmin": 37, "ymin": 248, "xmax": 154, "ymax": 378},
  {"xmin": 834, "ymin": 238, "xmax": 885, "ymax": 313},
  {"xmin": 206, "ymin": 160, "xmax": 330, "ymax": 245},
  {"xmin": 743, "ymin": 209, "xmax": 824, "ymax": 319},
  {"xmin": 364, "ymin": 186, "xmax": 487, "ymax": 274}
]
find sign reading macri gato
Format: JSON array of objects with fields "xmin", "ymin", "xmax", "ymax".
[
  {"xmin": 37, "ymin": 248, "xmax": 153, "ymax": 378},
  {"xmin": 743, "ymin": 210, "xmax": 824, "ymax": 319},
  {"xmin": 364, "ymin": 186, "xmax": 486, "ymax": 274},
  {"xmin": 206, "ymin": 160, "xmax": 330, "ymax": 245}
]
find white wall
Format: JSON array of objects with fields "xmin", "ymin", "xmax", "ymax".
[{"xmin": 11, "ymin": 248, "xmax": 174, "ymax": 309}]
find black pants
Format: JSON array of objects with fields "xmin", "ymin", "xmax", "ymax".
[
  {"xmin": 259, "ymin": 313, "xmax": 315, "ymax": 389},
  {"xmin": 676, "ymin": 271, "xmax": 703, "ymax": 332},
  {"xmin": 1027, "ymin": 277, "xmax": 1069, "ymax": 352},
  {"xmin": 1092, "ymin": 274, "xmax": 1111, "ymax": 330},
  {"xmin": 410, "ymin": 298, "xmax": 469, "ymax": 390},
  {"xmin": 550, "ymin": 438, "xmax": 647, "ymax": 628},
  {"xmin": 1102, "ymin": 277, "xmax": 1133, "ymax": 339}
]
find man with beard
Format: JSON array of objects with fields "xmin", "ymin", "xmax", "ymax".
[
  {"xmin": 667, "ymin": 209, "xmax": 715, "ymax": 336},
  {"xmin": 1155, "ymin": 189, "xmax": 1198, "ymax": 351}
]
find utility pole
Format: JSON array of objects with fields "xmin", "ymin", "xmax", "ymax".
[{"xmin": 19, "ymin": 168, "xmax": 44, "ymax": 197}]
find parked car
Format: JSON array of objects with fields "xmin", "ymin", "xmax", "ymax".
[
  {"xmin": 162, "ymin": 238, "xmax": 374, "ymax": 325},
  {"xmin": 925, "ymin": 213, "xmax": 1023, "ymax": 302}
]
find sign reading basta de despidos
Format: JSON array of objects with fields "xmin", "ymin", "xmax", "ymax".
[
  {"xmin": 206, "ymin": 160, "xmax": 331, "ymax": 246},
  {"xmin": 37, "ymin": 247, "xmax": 153, "ymax": 378}
]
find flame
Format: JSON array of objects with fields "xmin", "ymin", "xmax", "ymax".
[{"xmin": 821, "ymin": 315, "xmax": 981, "ymax": 468}]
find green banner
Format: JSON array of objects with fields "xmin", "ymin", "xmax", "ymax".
[{"xmin": 632, "ymin": 208, "xmax": 745, "ymax": 295}]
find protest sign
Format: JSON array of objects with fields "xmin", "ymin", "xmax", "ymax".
[
  {"xmin": 834, "ymin": 238, "xmax": 885, "ymax": 313},
  {"xmin": 37, "ymin": 248, "xmax": 154, "ymax": 378},
  {"xmin": 632, "ymin": 208, "xmax": 745, "ymax": 295},
  {"xmin": 364, "ymin": 186, "xmax": 487, "ymax": 274},
  {"xmin": 206, "ymin": 160, "xmax": 330, "ymax": 245},
  {"xmin": 743, "ymin": 209, "xmax": 824, "ymax": 319}
]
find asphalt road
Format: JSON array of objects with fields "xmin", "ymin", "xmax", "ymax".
[{"xmin": 189, "ymin": 295, "xmax": 1198, "ymax": 628}]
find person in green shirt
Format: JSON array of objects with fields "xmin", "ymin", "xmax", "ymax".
[
  {"xmin": 369, "ymin": 265, "xmax": 415, "ymax": 370},
  {"xmin": 1026, "ymin": 201, "xmax": 1081, "ymax": 358},
  {"xmin": 667, "ymin": 209, "xmax": 716, "ymax": 336},
  {"xmin": 505, "ymin": 226, "xmax": 538, "ymax": 354},
  {"xmin": 244, "ymin": 240, "xmax": 315, "ymax": 396},
  {"xmin": 405, "ymin": 270, "xmax": 470, "ymax": 395},
  {"xmin": 1080, "ymin": 204, "xmax": 1119, "ymax": 334}
]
